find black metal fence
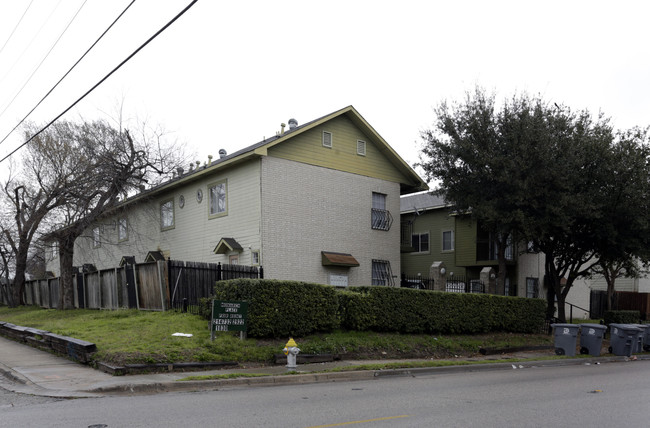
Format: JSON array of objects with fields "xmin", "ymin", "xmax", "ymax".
[
  {"xmin": 400, "ymin": 274, "xmax": 434, "ymax": 290},
  {"xmin": 168, "ymin": 260, "xmax": 263, "ymax": 314},
  {"xmin": 446, "ymin": 275, "xmax": 485, "ymax": 293}
]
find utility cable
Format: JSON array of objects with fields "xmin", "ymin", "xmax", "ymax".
[
  {"xmin": 0, "ymin": 0, "xmax": 199, "ymax": 164},
  {"xmin": 0, "ymin": 0, "xmax": 63, "ymax": 88},
  {"xmin": 0, "ymin": 0, "xmax": 137, "ymax": 148},
  {"xmin": 0, "ymin": 0, "xmax": 36, "ymax": 58},
  {"xmin": 0, "ymin": 0, "xmax": 89, "ymax": 121}
]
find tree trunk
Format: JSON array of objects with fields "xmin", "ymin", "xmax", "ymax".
[
  {"xmin": 58, "ymin": 236, "xmax": 77, "ymax": 309},
  {"xmin": 11, "ymin": 247, "xmax": 29, "ymax": 306}
]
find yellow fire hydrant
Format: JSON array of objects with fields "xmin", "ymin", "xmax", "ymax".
[{"xmin": 283, "ymin": 338, "xmax": 300, "ymax": 370}]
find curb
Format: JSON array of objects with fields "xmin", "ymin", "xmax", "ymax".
[{"xmin": 84, "ymin": 355, "xmax": 647, "ymax": 396}]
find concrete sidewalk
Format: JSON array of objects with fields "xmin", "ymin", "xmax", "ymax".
[{"xmin": 0, "ymin": 335, "xmax": 636, "ymax": 398}]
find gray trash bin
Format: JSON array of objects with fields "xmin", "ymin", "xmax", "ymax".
[
  {"xmin": 608, "ymin": 323, "xmax": 642, "ymax": 357},
  {"xmin": 631, "ymin": 324, "xmax": 648, "ymax": 353},
  {"xmin": 551, "ymin": 323, "xmax": 579, "ymax": 356},
  {"xmin": 579, "ymin": 323, "xmax": 607, "ymax": 356}
]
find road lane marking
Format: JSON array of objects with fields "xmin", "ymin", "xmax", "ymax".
[{"xmin": 307, "ymin": 415, "xmax": 410, "ymax": 427}]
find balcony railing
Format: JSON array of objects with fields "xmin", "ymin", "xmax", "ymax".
[{"xmin": 371, "ymin": 208, "xmax": 393, "ymax": 231}]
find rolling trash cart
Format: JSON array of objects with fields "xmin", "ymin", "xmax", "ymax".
[
  {"xmin": 631, "ymin": 324, "xmax": 648, "ymax": 353},
  {"xmin": 608, "ymin": 324, "xmax": 642, "ymax": 357},
  {"xmin": 579, "ymin": 324, "xmax": 607, "ymax": 356},
  {"xmin": 551, "ymin": 323, "xmax": 579, "ymax": 356}
]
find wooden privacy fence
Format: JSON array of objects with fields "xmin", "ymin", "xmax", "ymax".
[
  {"xmin": 590, "ymin": 290, "xmax": 650, "ymax": 320},
  {"xmin": 23, "ymin": 260, "xmax": 262, "ymax": 312}
]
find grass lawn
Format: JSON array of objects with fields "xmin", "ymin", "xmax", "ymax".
[{"xmin": 0, "ymin": 306, "xmax": 554, "ymax": 366}]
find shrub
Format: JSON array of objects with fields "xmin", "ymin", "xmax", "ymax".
[
  {"xmin": 213, "ymin": 280, "xmax": 546, "ymax": 337},
  {"xmin": 213, "ymin": 279, "xmax": 339, "ymax": 338},
  {"xmin": 604, "ymin": 310, "xmax": 640, "ymax": 325}
]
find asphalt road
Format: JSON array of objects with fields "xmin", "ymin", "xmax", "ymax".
[{"xmin": 2, "ymin": 360, "xmax": 650, "ymax": 427}]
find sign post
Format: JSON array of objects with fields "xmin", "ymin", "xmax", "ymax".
[{"xmin": 211, "ymin": 300, "xmax": 248, "ymax": 341}]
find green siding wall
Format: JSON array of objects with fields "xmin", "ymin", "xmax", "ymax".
[
  {"xmin": 401, "ymin": 209, "xmax": 466, "ymax": 277},
  {"xmin": 268, "ymin": 115, "xmax": 410, "ymax": 185}
]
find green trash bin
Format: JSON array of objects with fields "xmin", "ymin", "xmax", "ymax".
[
  {"xmin": 551, "ymin": 323, "xmax": 579, "ymax": 356},
  {"xmin": 579, "ymin": 323, "xmax": 607, "ymax": 356},
  {"xmin": 608, "ymin": 323, "xmax": 642, "ymax": 357}
]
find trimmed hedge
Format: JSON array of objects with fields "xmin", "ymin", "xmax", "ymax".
[
  {"xmin": 214, "ymin": 279, "xmax": 546, "ymax": 338},
  {"xmin": 346, "ymin": 286, "xmax": 546, "ymax": 334},
  {"xmin": 213, "ymin": 279, "xmax": 339, "ymax": 337},
  {"xmin": 604, "ymin": 310, "xmax": 641, "ymax": 325}
]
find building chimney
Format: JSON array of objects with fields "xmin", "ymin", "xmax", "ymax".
[{"xmin": 288, "ymin": 118, "xmax": 298, "ymax": 130}]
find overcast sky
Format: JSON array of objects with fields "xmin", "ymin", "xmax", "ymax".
[{"xmin": 0, "ymin": 0, "xmax": 648, "ymax": 185}]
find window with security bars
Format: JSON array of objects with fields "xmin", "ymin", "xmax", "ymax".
[
  {"xmin": 372, "ymin": 259, "xmax": 394, "ymax": 286},
  {"xmin": 371, "ymin": 192, "xmax": 392, "ymax": 230}
]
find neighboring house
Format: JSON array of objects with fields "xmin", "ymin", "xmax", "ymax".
[
  {"xmin": 400, "ymin": 192, "xmax": 545, "ymax": 298},
  {"xmin": 44, "ymin": 106, "xmax": 428, "ymax": 287}
]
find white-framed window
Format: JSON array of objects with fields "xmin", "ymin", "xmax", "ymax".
[
  {"xmin": 357, "ymin": 140, "xmax": 366, "ymax": 156},
  {"xmin": 251, "ymin": 250, "xmax": 260, "ymax": 266},
  {"xmin": 229, "ymin": 255, "xmax": 239, "ymax": 265},
  {"xmin": 322, "ymin": 131, "xmax": 332, "ymax": 148},
  {"xmin": 208, "ymin": 180, "xmax": 227, "ymax": 218},
  {"xmin": 371, "ymin": 259, "xmax": 393, "ymax": 286},
  {"xmin": 160, "ymin": 199, "xmax": 175, "ymax": 231},
  {"xmin": 50, "ymin": 241, "xmax": 58, "ymax": 260},
  {"xmin": 442, "ymin": 230, "xmax": 454, "ymax": 251},
  {"xmin": 118, "ymin": 217, "xmax": 128, "ymax": 242},
  {"xmin": 93, "ymin": 227, "xmax": 101, "ymax": 248},
  {"xmin": 411, "ymin": 232, "xmax": 429, "ymax": 253}
]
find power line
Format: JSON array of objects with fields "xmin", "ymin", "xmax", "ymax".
[
  {"xmin": 0, "ymin": 0, "xmax": 137, "ymax": 148},
  {"xmin": 0, "ymin": 0, "xmax": 89, "ymax": 122},
  {"xmin": 0, "ymin": 0, "xmax": 64, "ymax": 88},
  {"xmin": 0, "ymin": 0, "xmax": 36, "ymax": 58},
  {"xmin": 0, "ymin": 0, "xmax": 200, "ymax": 165}
]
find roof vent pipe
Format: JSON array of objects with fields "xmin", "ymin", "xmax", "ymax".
[
  {"xmin": 177, "ymin": 167, "xmax": 184, "ymax": 176},
  {"xmin": 288, "ymin": 118, "xmax": 298, "ymax": 130},
  {"xmin": 219, "ymin": 149, "xmax": 227, "ymax": 159},
  {"xmin": 280, "ymin": 123, "xmax": 286, "ymax": 136}
]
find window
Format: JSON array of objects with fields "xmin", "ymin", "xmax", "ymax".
[
  {"xmin": 251, "ymin": 250, "xmax": 260, "ymax": 266},
  {"xmin": 526, "ymin": 277, "xmax": 539, "ymax": 298},
  {"xmin": 371, "ymin": 259, "xmax": 393, "ymax": 286},
  {"xmin": 371, "ymin": 192, "xmax": 392, "ymax": 230},
  {"xmin": 322, "ymin": 131, "xmax": 332, "ymax": 148},
  {"xmin": 357, "ymin": 140, "xmax": 366, "ymax": 156},
  {"xmin": 411, "ymin": 232, "xmax": 429, "ymax": 253},
  {"xmin": 118, "ymin": 217, "xmax": 128, "ymax": 242},
  {"xmin": 209, "ymin": 180, "xmax": 227, "ymax": 218},
  {"xmin": 229, "ymin": 255, "xmax": 239, "ymax": 265},
  {"xmin": 93, "ymin": 227, "xmax": 101, "ymax": 248},
  {"xmin": 442, "ymin": 230, "xmax": 454, "ymax": 251},
  {"xmin": 50, "ymin": 241, "xmax": 58, "ymax": 260},
  {"xmin": 160, "ymin": 199, "xmax": 174, "ymax": 231}
]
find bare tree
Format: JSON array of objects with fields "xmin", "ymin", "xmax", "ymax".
[
  {"xmin": 1, "ymin": 125, "xmax": 73, "ymax": 306},
  {"xmin": 41, "ymin": 119, "xmax": 185, "ymax": 309}
]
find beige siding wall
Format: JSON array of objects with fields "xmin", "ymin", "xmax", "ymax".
[
  {"xmin": 260, "ymin": 156, "xmax": 400, "ymax": 286},
  {"xmin": 46, "ymin": 160, "xmax": 262, "ymax": 274},
  {"xmin": 515, "ymin": 250, "xmax": 545, "ymax": 297}
]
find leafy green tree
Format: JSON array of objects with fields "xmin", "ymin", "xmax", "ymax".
[
  {"xmin": 419, "ymin": 88, "xmax": 621, "ymax": 321},
  {"xmin": 588, "ymin": 127, "xmax": 650, "ymax": 310}
]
